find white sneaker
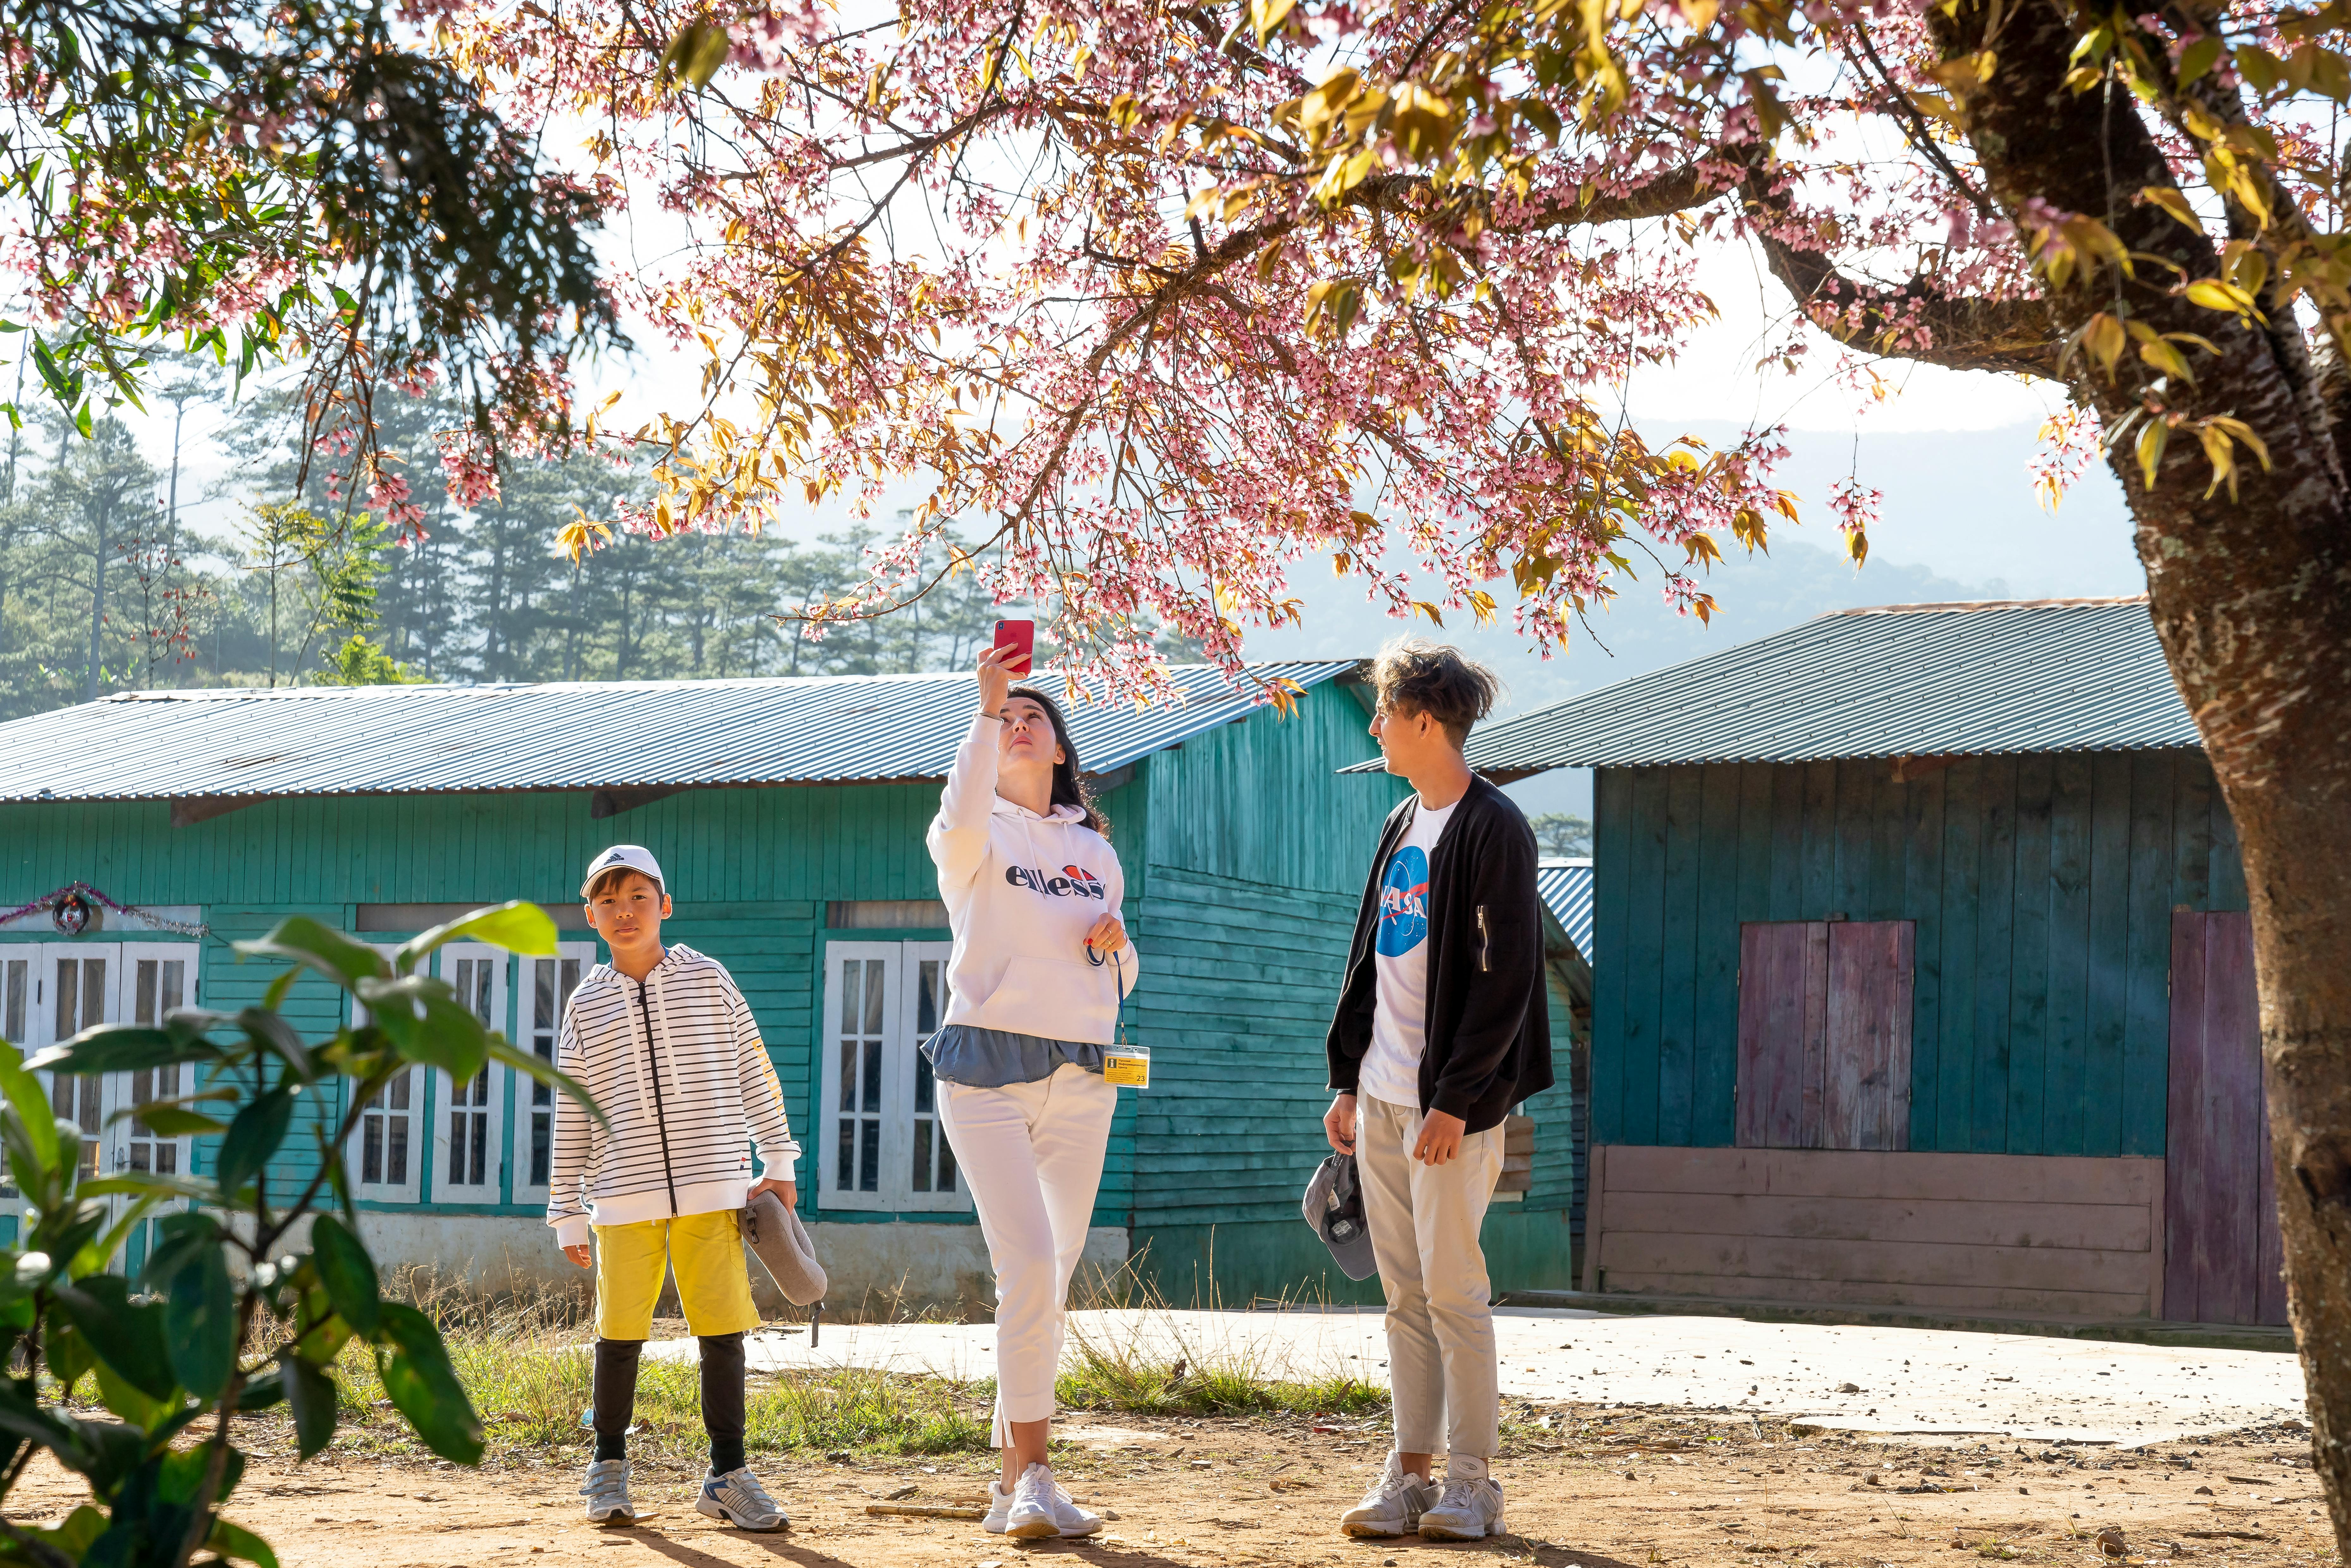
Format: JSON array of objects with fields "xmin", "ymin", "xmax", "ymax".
[
  {"xmin": 985, "ymin": 1467, "xmax": 1103, "ymax": 1538},
  {"xmin": 696, "ymin": 1465, "xmax": 787, "ymax": 1531},
  {"xmin": 1418, "ymin": 1473, "xmax": 1506, "ymax": 1540},
  {"xmin": 580, "ymin": 1458, "xmax": 635, "ymax": 1525},
  {"xmin": 1000, "ymin": 1462, "xmax": 1064, "ymax": 1540},
  {"xmin": 1338, "ymin": 1452, "xmax": 1439, "ymax": 1538}
]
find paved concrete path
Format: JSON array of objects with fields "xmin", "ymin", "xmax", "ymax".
[{"xmin": 643, "ymin": 1306, "xmax": 2307, "ymax": 1447}]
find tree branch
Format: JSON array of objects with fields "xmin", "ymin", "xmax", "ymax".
[{"xmin": 1743, "ymin": 174, "xmax": 2060, "ymax": 378}]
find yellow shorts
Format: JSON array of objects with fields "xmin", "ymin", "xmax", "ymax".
[{"xmin": 592, "ymin": 1210, "xmax": 760, "ymax": 1341}]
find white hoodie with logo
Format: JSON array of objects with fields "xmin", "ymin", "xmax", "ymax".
[{"xmin": 927, "ymin": 709, "xmax": 1139, "ymax": 1044}]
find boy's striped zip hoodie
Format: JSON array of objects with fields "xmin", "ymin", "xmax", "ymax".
[{"xmin": 544, "ymin": 943, "xmax": 799, "ymax": 1249}]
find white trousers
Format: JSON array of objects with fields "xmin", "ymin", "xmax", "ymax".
[{"xmin": 935, "ymin": 1063, "xmax": 1118, "ymax": 1446}]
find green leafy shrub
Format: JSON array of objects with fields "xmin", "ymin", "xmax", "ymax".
[{"xmin": 0, "ymin": 903, "xmax": 593, "ymax": 1568}]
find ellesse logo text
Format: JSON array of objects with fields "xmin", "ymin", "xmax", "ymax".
[{"xmin": 1005, "ymin": 863, "xmax": 1107, "ymax": 900}]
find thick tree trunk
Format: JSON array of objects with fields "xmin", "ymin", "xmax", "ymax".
[{"xmin": 1924, "ymin": 0, "xmax": 2351, "ymax": 1545}]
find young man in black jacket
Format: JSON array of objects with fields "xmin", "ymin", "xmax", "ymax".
[{"xmin": 1323, "ymin": 639, "xmax": 1554, "ymax": 1544}]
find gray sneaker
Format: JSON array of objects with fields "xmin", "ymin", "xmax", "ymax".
[
  {"xmin": 1338, "ymin": 1452, "xmax": 1439, "ymax": 1538},
  {"xmin": 697, "ymin": 1465, "xmax": 788, "ymax": 1531},
  {"xmin": 580, "ymin": 1459, "xmax": 635, "ymax": 1525},
  {"xmin": 1418, "ymin": 1474, "xmax": 1506, "ymax": 1540}
]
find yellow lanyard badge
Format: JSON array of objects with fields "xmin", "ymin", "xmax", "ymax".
[{"xmin": 1101, "ymin": 949, "xmax": 1149, "ymax": 1088}]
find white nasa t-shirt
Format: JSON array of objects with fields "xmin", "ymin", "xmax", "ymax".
[{"xmin": 1357, "ymin": 798, "xmax": 1458, "ymax": 1109}]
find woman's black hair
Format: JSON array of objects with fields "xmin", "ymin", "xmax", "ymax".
[{"xmin": 1005, "ymin": 684, "xmax": 1107, "ymax": 836}]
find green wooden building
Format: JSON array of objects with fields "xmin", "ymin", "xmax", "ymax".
[
  {"xmin": 0, "ymin": 664, "xmax": 1580, "ymax": 1312},
  {"xmin": 1463, "ymin": 598, "xmax": 2284, "ymax": 1328}
]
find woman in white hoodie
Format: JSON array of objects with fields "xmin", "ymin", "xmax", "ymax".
[{"xmin": 926, "ymin": 643, "xmax": 1137, "ymax": 1541}]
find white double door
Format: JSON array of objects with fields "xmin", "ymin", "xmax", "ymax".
[
  {"xmin": 0, "ymin": 941, "xmax": 199, "ymax": 1186},
  {"xmin": 347, "ymin": 940, "xmax": 594, "ymax": 1206},
  {"xmin": 820, "ymin": 940, "xmax": 964, "ymax": 1213}
]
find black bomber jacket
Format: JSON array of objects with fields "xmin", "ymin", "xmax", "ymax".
[{"xmin": 1324, "ymin": 775, "xmax": 1556, "ymax": 1135}]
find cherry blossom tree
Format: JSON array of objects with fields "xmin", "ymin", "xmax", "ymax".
[
  {"xmin": 444, "ymin": 1, "xmax": 1810, "ymax": 694},
  {"xmin": 0, "ymin": 1, "xmax": 618, "ymax": 518},
  {"xmin": 433, "ymin": 0, "xmax": 2351, "ymax": 1538}
]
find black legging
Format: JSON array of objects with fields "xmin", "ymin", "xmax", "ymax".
[{"xmin": 592, "ymin": 1333, "xmax": 747, "ymax": 1474}]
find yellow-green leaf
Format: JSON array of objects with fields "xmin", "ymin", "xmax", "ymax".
[
  {"xmin": 2140, "ymin": 185, "xmax": 2206, "ymax": 236},
  {"xmin": 2137, "ymin": 419, "xmax": 2172, "ymax": 488}
]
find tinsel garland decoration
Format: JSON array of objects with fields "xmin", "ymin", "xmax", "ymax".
[{"xmin": 0, "ymin": 882, "xmax": 209, "ymax": 938}]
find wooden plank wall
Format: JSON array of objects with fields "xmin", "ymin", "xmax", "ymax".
[
  {"xmin": 1126, "ymin": 684, "xmax": 1585, "ymax": 1295},
  {"xmin": 1593, "ymin": 750, "xmax": 2245, "ymax": 1159},
  {"xmin": 1583, "ymin": 1144, "xmax": 2166, "ymax": 1319},
  {"xmin": 0, "ymin": 771, "xmax": 1147, "ymax": 1226}
]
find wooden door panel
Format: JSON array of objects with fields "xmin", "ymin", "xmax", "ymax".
[
  {"xmin": 2164, "ymin": 910, "xmax": 2285, "ymax": 1326},
  {"xmin": 1826, "ymin": 921, "xmax": 1915, "ymax": 1151},
  {"xmin": 1736, "ymin": 922, "xmax": 1822, "ymax": 1149}
]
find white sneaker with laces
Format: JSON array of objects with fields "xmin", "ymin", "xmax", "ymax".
[
  {"xmin": 579, "ymin": 1459, "xmax": 635, "ymax": 1525},
  {"xmin": 1418, "ymin": 1473, "xmax": 1506, "ymax": 1540},
  {"xmin": 1337, "ymin": 1452, "xmax": 1439, "ymax": 1538},
  {"xmin": 985, "ymin": 1467, "xmax": 1104, "ymax": 1537},
  {"xmin": 1002, "ymin": 1462, "xmax": 1063, "ymax": 1540},
  {"xmin": 697, "ymin": 1465, "xmax": 788, "ymax": 1531}
]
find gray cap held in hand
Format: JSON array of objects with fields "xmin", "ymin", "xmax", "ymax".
[{"xmin": 740, "ymin": 1189, "xmax": 827, "ymax": 1307}]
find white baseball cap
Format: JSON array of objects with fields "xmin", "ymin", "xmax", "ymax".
[{"xmin": 580, "ymin": 845, "xmax": 666, "ymax": 898}]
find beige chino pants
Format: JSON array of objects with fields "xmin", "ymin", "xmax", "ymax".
[{"xmin": 1356, "ymin": 1093, "xmax": 1504, "ymax": 1460}]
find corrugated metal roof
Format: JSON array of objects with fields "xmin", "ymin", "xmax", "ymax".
[
  {"xmin": 1445, "ymin": 597, "xmax": 2196, "ymax": 773},
  {"xmin": 1538, "ymin": 859, "xmax": 1593, "ymax": 959},
  {"xmin": 0, "ymin": 661, "xmax": 1365, "ymax": 803}
]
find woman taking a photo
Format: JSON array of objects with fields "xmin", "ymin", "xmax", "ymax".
[{"xmin": 925, "ymin": 640, "xmax": 1137, "ymax": 1541}]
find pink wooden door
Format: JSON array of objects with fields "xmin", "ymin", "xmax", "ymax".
[
  {"xmin": 2164, "ymin": 911, "xmax": 2288, "ymax": 1326},
  {"xmin": 1825, "ymin": 921, "xmax": 1915, "ymax": 1151},
  {"xmin": 1736, "ymin": 921, "xmax": 1826, "ymax": 1148},
  {"xmin": 1737, "ymin": 920, "xmax": 1910, "ymax": 1150}
]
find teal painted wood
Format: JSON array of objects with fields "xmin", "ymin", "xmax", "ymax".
[
  {"xmin": 1620, "ymin": 769, "xmax": 1667, "ymax": 1146},
  {"xmin": 1691, "ymin": 766, "xmax": 1742, "ymax": 1146},
  {"xmin": 1139, "ymin": 683, "xmax": 1401, "ymax": 897},
  {"xmin": 1591, "ymin": 768, "xmax": 1633, "ymax": 1151},
  {"xmin": 1655, "ymin": 767, "xmax": 1703, "ymax": 1145},
  {"xmin": 0, "ymin": 783, "xmax": 965, "ymax": 910},
  {"xmin": 1933, "ymin": 764, "xmax": 1979, "ymax": 1151},
  {"xmin": 0, "ymin": 675, "xmax": 1577, "ymax": 1269},
  {"xmin": 1904, "ymin": 769, "xmax": 1949, "ymax": 1149},
  {"xmin": 1125, "ymin": 861, "xmax": 1577, "ymax": 1234},
  {"xmin": 2007, "ymin": 754, "xmax": 2054, "ymax": 1154},
  {"xmin": 1589, "ymin": 749, "xmax": 2249, "ymax": 1158},
  {"xmin": 2043, "ymin": 753, "xmax": 2095, "ymax": 1157},
  {"xmin": 1972, "ymin": 756, "xmax": 2018, "ymax": 1151},
  {"xmin": 1125, "ymin": 865, "xmax": 1360, "ymax": 1232}
]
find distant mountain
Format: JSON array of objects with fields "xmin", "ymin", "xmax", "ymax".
[{"xmin": 1243, "ymin": 538, "xmax": 2041, "ymax": 817}]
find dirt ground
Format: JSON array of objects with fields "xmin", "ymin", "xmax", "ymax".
[{"xmin": 3, "ymin": 1406, "xmax": 2341, "ymax": 1568}]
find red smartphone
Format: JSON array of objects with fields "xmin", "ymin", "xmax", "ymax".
[{"xmin": 993, "ymin": 618, "xmax": 1034, "ymax": 675}]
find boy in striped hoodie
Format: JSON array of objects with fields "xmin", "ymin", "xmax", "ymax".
[{"xmin": 549, "ymin": 844, "xmax": 801, "ymax": 1531}]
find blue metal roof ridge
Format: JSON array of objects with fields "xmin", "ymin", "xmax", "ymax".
[
  {"xmin": 1364, "ymin": 596, "xmax": 2195, "ymax": 774},
  {"xmin": 0, "ymin": 660, "xmax": 1368, "ymax": 803},
  {"xmin": 1537, "ymin": 859, "xmax": 1594, "ymax": 960}
]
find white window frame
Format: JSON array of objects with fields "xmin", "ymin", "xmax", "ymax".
[
  {"xmin": 33, "ymin": 943, "xmax": 120, "ymax": 1183},
  {"xmin": 0, "ymin": 949, "xmax": 32, "ymax": 1052},
  {"xmin": 432, "ymin": 943, "xmax": 509, "ymax": 1204},
  {"xmin": 512, "ymin": 942, "xmax": 596, "ymax": 1206},
  {"xmin": 114, "ymin": 943, "xmax": 199, "ymax": 1181},
  {"xmin": 818, "ymin": 940, "xmax": 966, "ymax": 1214},
  {"xmin": 346, "ymin": 943, "xmax": 422, "ymax": 1204}
]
